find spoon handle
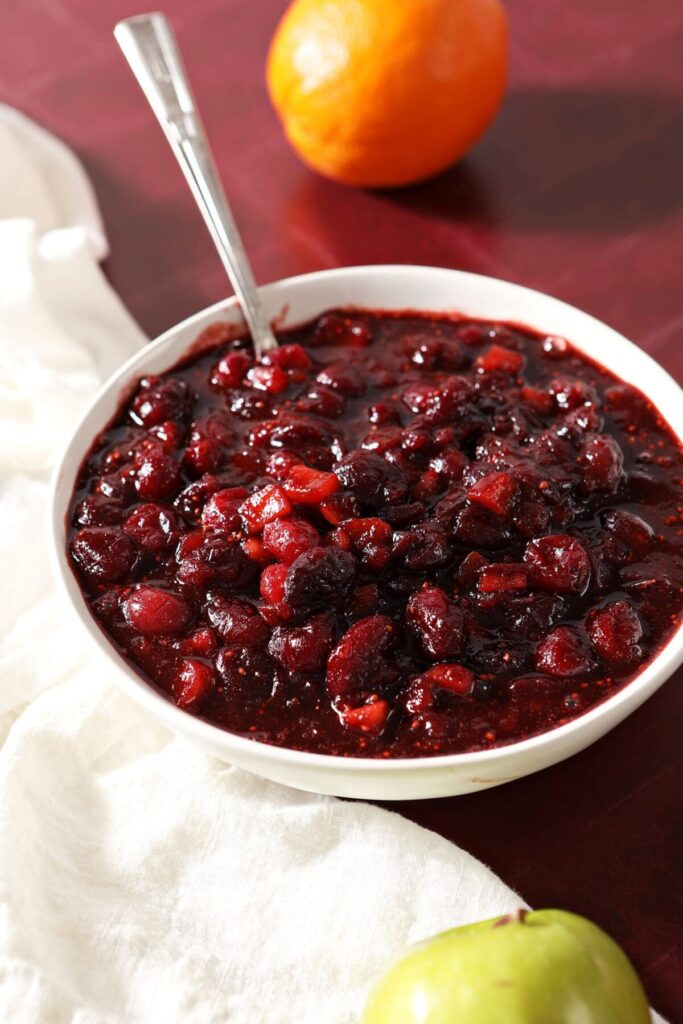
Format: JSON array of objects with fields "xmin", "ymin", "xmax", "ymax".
[{"xmin": 114, "ymin": 13, "xmax": 278, "ymax": 359}]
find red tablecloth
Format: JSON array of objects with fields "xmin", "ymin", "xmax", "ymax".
[{"xmin": 5, "ymin": 0, "xmax": 681, "ymax": 1017}]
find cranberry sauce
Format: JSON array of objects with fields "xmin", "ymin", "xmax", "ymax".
[{"xmin": 67, "ymin": 310, "xmax": 683, "ymax": 757}]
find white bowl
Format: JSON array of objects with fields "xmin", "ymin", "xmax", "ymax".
[{"xmin": 50, "ymin": 265, "xmax": 683, "ymax": 800}]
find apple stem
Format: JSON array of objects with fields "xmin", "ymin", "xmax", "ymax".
[{"xmin": 493, "ymin": 909, "xmax": 529, "ymax": 928}]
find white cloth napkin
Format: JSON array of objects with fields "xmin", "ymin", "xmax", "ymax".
[{"xmin": 0, "ymin": 106, "xmax": 665, "ymax": 1024}]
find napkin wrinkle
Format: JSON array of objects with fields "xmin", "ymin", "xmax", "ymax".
[
  {"xmin": 0, "ymin": 106, "xmax": 666, "ymax": 1024},
  {"xmin": 0, "ymin": 105, "xmax": 107, "ymax": 258},
  {"xmin": 0, "ymin": 218, "xmax": 145, "ymax": 477}
]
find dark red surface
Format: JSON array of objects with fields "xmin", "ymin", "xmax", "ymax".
[{"xmin": 4, "ymin": 0, "xmax": 681, "ymax": 1016}]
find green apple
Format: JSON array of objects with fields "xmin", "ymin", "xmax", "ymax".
[{"xmin": 361, "ymin": 909, "xmax": 650, "ymax": 1023}]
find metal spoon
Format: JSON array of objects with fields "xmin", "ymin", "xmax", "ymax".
[{"xmin": 114, "ymin": 13, "xmax": 278, "ymax": 360}]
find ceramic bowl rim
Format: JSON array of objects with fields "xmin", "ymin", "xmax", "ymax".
[{"xmin": 49, "ymin": 264, "xmax": 683, "ymax": 775}]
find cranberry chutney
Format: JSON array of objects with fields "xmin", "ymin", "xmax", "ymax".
[{"xmin": 67, "ymin": 310, "xmax": 683, "ymax": 758}]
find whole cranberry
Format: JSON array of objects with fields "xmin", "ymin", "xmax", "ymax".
[
  {"xmin": 175, "ymin": 532, "xmax": 257, "ymax": 589},
  {"xmin": 183, "ymin": 439, "xmax": 225, "ymax": 476},
  {"xmin": 241, "ymin": 537, "xmax": 271, "ymax": 566},
  {"xmin": 526, "ymin": 432, "xmax": 575, "ymax": 476},
  {"xmin": 150, "ymin": 419, "xmax": 185, "ymax": 450},
  {"xmin": 134, "ymin": 452, "xmax": 180, "ymax": 501},
  {"xmin": 454, "ymin": 506, "xmax": 510, "ymax": 550},
  {"xmin": 124, "ymin": 503, "xmax": 184, "ymax": 551},
  {"xmin": 403, "ymin": 520, "xmax": 451, "ymax": 571},
  {"xmin": 71, "ymin": 527, "xmax": 135, "ymax": 582},
  {"xmin": 524, "ymin": 534, "xmax": 591, "ymax": 594},
  {"xmin": 266, "ymin": 342, "xmax": 313, "ymax": 370},
  {"xmin": 173, "ymin": 658, "xmax": 215, "ymax": 709},
  {"xmin": 535, "ymin": 626, "xmax": 593, "ymax": 677},
  {"xmin": 401, "ymin": 423, "xmax": 433, "ymax": 454},
  {"xmin": 335, "ymin": 450, "xmax": 408, "ymax": 507},
  {"xmin": 201, "ymin": 487, "xmax": 250, "ymax": 533},
  {"xmin": 504, "ymin": 593, "xmax": 566, "ymax": 639},
  {"xmin": 123, "ymin": 586, "xmax": 193, "ymax": 635},
  {"xmin": 602, "ymin": 509, "xmax": 654, "ymax": 562},
  {"xmin": 210, "ymin": 350, "xmax": 251, "ymax": 390},
  {"xmin": 298, "ymin": 384, "xmax": 345, "ymax": 419},
  {"xmin": 429, "ymin": 448, "xmax": 467, "ymax": 484},
  {"xmin": 520, "ymin": 385, "xmax": 554, "ymax": 416},
  {"xmin": 361, "ymin": 427, "xmax": 403, "ymax": 455},
  {"xmin": 542, "ymin": 335, "xmax": 569, "ymax": 359},
  {"xmin": 179, "ymin": 627, "xmax": 218, "ymax": 658},
  {"xmin": 341, "ymin": 517, "xmax": 392, "ymax": 561},
  {"xmin": 511, "ymin": 498, "xmax": 552, "ymax": 540},
  {"xmin": 579, "ymin": 434, "xmax": 624, "ymax": 493},
  {"xmin": 316, "ymin": 361, "xmax": 366, "ymax": 396},
  {"xmin": 174, "ymin": 474, "xmax": 221, "ymax": 523},
  {"xmin": 266, "ymin": 451, "xmax": 304, "ymax": 481},
  {"xmin": 74, "ymin": 493, "xmax": 124, "ymax": 527},
  {"xmin": 269, "ymin": 414, "xmax": 336, "ymax": 450},
  {"xmin": 311, "ymin": 312, "xmax": 373, "ymax": 349},
  {"xmin": 205, "ymin": 593, "xmax": 270, "ymax": 646},
  {"xmin": 401, "ymin": 333, "xmax": 444, "ymax": 369},
  {"xmin": 268, "ymin": 613, "xmax": 336, "ymax": 674},
  {"xmin": 412, "ymin": 469, "xmax": 441, "ymax": 500},
  {"xmin": 246, "ymin": 364, "xmax": 289, "ymax": 394},
  {"xmin": 587, "ymin": 600, "xmax": 643, "ymax": 664},
  {"xmin": 97, "ymin": 471, "xmax": 135, "ymax": 503},
  {"xmin": 227, "ymin": 389, "xmax": 272, "ymax": 420},
  {"xmin": 401, "ymin": 377, "xmax": 470, "ymax": 421},
  {"xmin": 401, "ymin": 380, "xmax": 439, "ymax": 416},
  {"xmin": 561, "ymin": 405, "xmax": 603, "ymax": 439},
  {"xmin": 457, "ymin": 323, "xmax": 488, "ymax": 346},
  {"xmin": 406, "ymin": 586, "xmax": 464, "ymax": 661},
  {"xmin": 130, "ymin": 376, "xmax": 190, "ymax": 427},
  {"xmin": 284, "ymin": 547, "xmax": 358, "ymax": 612},
  {"xmin": 547, "ymin": 377, "xmax": 598, "ymax": 411},
  {"xmin": 190, "ymin": 410, "xmax": 236, "ymax": 447},
  {"xmin": 379, "ymin": 501, "xmax": 425, "ymax": 527},
  {"xmin": 368, "ymin": 401, "xmax": 401, "ymax": 426},
  {"xmin": 326, "ymin": 615, "xmax": 396, "ymax": 698}
]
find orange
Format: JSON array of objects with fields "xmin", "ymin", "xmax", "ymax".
[{"xmin": 266, "ymin": 0, "xmax": 508, "ymax": 188}]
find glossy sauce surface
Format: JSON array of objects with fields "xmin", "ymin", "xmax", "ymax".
[{"xmin": 67, "ymin": 310, "xmax": 683, "ymax": 757}]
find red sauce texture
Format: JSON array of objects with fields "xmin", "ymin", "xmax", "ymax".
[{"xmin": 67, "ymin": 310, "xmax": 683, "ymax": 757}]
